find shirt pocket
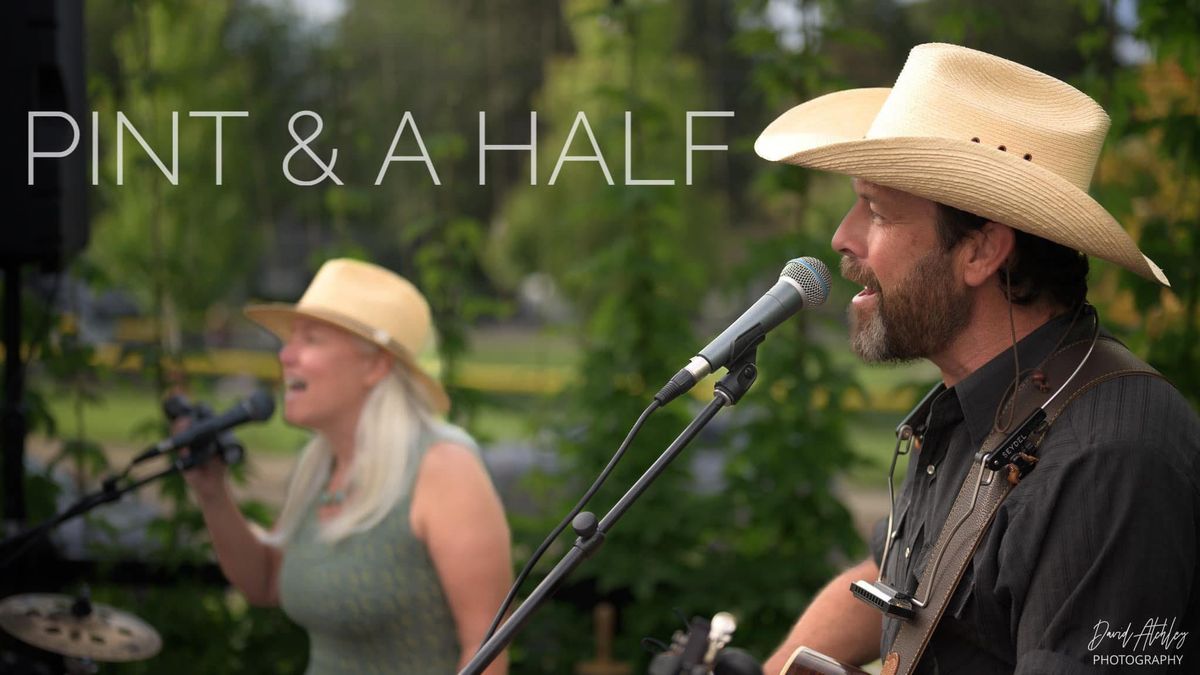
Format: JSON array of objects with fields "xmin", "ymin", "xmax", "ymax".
[{"xmin": 902, "ymin": 521, "xmax": 928, "ymax": 596}]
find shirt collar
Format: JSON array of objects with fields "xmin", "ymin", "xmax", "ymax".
[{"xmin": 951, "ymin": 310, "xmax": 1084, "ymax": 451}]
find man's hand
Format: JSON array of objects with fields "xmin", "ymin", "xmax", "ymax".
[{"xmin": 763, "ymin": 558, "xmax": 883, "ymax": 675}]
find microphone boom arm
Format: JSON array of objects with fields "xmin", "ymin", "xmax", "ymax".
[
  {"xmin": 0, "ymin": 450, "xmax": 219, "ymax": 570},
  {"xmin": 459, "ymin": 343, "xmax": 763, "ymax": 675}
]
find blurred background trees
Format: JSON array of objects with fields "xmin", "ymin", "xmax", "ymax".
[{"xmin": 6, "ymin": 0, "xmax": 1196, "ymax": 672}]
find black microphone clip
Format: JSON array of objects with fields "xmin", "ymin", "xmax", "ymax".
[{"xmin": 132, "ymin": 390, "xmax": 274, "ymax": 467}]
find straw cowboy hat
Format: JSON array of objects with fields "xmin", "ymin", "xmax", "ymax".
[
  {"xmin": 245, "ymin": 258, "xmax": 451, "ymax": 414},
  {"xmin": 755, "ymin": 42, "xmax": 1169, "ymax": 286}
]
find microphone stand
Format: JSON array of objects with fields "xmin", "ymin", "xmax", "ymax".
[
  {"xmin": 0, "ymin": 446, "xmax": 232, "ymax": 569},
  {"xmin": 460, "ymin": 339, "xmax": 764, "ymax": 675}
]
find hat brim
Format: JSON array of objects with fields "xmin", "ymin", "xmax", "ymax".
[
  {"xmin": 755, "ymin": 88, "xmax": 1169, "ymax": 286},
  {"xmin": 243, "ymin": 304, "xmax": 452, "ymax": 415}
]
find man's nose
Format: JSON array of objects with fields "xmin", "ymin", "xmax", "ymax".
[{"xmin": 831, "ymin": 201, "xmax": 867, "ymax": 258}]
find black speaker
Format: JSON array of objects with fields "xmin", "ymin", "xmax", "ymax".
[{"xmin": 3, "ymin": 0, "xmax": 88, "ymax": 269}]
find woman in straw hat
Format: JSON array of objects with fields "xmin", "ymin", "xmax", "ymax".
[
  {"xmin": 183, "ymin": 259, "xmax": 512, "ymax": 674},
  {"xmin": 754, "ymin": 44, "xmax": 1199, "ymax": 675}
]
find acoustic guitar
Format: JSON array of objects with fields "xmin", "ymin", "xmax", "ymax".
[{"xmin": 780, "ymin": 646, "xmax": 871, "ymax": 675}]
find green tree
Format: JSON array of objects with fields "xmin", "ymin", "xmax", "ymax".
[
  {"xmin": 495, "ymin": 1, "xmax": 863, "ymax": 670},
  {"xmin": 495, "ymin": 2, "xmax": 725, "ymax": 668},
  {"xmin": 1079, "ymin": 0, "xmax": 1200, "ymax": 404},
  {"xmin": 85, "ymin": 0, "xmax": 318, "ymax": 383},
  {"xmin": 313, "ymin": 0, "xmax": 571, "ymax": 419},
  {"xmin": 53, "ymin": 5, "xmax": 320, "ymax": 671}
]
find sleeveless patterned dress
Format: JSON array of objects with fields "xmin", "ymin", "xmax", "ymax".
[{"xmin": 279, "ymin": 427, "xmax": 474, "ymax": 674}]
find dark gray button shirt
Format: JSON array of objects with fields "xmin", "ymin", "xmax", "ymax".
[{"xmin": 870, "ymin": 313, "xmax": 1200, "ymax": 673}]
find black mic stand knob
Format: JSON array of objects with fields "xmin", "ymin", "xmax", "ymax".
[{"xmin": 573, "ymin": 512, "xmax": 598, "ymax": 540}]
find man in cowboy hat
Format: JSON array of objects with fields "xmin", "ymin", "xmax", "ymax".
[{"xmin": 756, "ymin": 44, "xmax": 1200, "ymax": 674}]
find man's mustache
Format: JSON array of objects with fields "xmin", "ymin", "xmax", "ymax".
[{"xmin": 840, "ymin": 256, "xmax": 880, "ymax": 290}]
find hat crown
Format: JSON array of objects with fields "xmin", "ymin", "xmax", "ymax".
[
  {"xmin": 867, "ymin": 43, "xmax": 1110, "ymax": 191},
  {"xmin": 297, "ymin": 259, "xmax": 431, "ymax": 356},
  {"xmin": 751, "ymin": 42, "xmax": 1168, "ymax": 286}
]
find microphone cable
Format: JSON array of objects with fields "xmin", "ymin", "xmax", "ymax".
[{"xmin": 480, "ymin": 398, "xmax": 662, "ymax": 643}]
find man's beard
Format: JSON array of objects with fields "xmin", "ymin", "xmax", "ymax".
[{"xmin": 842, "ymin": 250, "xmax": 973, "ymax": 363}]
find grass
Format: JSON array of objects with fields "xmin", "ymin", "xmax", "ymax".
[
  {"xmin": 41, "ymin": 383, "xmax": 311, "ymax": 454},
  {"xmin": 36, "ymin": 382, "xmax": 546, "ymax": 455},
  {"xmin": 464, "ymin": 326, "xmax": 580, "ymax": 369},
  {"xmin": 32, "ymin": 325, "xmax": 940, "ymax": 480}
]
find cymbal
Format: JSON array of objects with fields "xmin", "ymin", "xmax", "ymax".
[{"xmin": 0, "ymin": 594, "xmax": 161, "ymax": 662}]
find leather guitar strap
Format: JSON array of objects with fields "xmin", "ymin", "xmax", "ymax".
[{"xmin": 881, "ymin": 337, "xmax": 1161, "ymax": 675}]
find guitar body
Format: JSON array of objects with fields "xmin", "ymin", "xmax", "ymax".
[{"xmin": 780, "ymin": 646, "xmax": 871, "ymax": 675}]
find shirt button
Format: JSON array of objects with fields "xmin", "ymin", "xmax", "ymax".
[
  {"xmin": 926, "ymin": 464, "xmax": 937, "ymax": 476},
  {"xmin": 904, "ymin": 546, "xmax": 912, "ymax": 558}
]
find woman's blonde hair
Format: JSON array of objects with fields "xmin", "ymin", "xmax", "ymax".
[{"xmin": 261, "ymin": 343, "xmax": 442, "ymax": 546}]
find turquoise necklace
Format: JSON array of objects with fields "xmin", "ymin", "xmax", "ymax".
[{"xmin": 318, "ymin": 487, "xmax": 348, "ymax": 506}]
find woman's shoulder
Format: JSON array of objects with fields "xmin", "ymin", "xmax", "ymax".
[
  {"xmin": 421, "ymin": 421, "xmax": 480, "ymax": 455},
  {"xmin": 409, "ymin": 423, "xmax": 501, "ymax": 538},
  {"xmin": 414, "ymin": 421, "xmax": 489, "ymax": 486}
]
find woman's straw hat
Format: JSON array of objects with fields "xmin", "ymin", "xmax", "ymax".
[
  {"xmin": 755, "ymin": 43, "xmax": 1168, "ymax": 286},
  {"xmin": 244, "ymin": 258, "xmax": 450, "ymax": 414}
]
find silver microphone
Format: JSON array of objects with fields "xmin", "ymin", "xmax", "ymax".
[{"xmin": 654, "ymin": 257, "xmax": 831, "ymax": 405}]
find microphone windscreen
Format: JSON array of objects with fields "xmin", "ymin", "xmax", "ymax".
[
  {"xmin": 783, "ymin": 256, "xmax": 832, "ymax": 306},
  {"xmin": 246, "ymin": 390, "xmax": 276, "ymax": 421}
]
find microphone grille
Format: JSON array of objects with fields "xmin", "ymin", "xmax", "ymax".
[
  {"xmin": 782, "ymin": 256, "xmax": 832, "ymax": 306},
  {"xmin": 246, "ymin": 389, "xmax": 276, "ymax": 421}
]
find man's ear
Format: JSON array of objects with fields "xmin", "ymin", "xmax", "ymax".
[{"xmin": 960, "ymin": 221, "xmax": 1016, "ymax": 288}]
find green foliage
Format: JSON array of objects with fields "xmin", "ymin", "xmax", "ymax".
[
  {"xmin": 1073, "ymin": 0, "xmax": 1200, "ymax": 405},
  {"xmin": 500, "ymin": 1, "xmax": 862, "ymax": 670},
  {"xmin": 23, "ymin": 2, "xmax": 313, "ymax": 656},
  {"xmin": 405, "ymin": 214, "xmax": 511, "ymax": 420},
  {"xmin": 1138, "ymin": 0, "xmax": 1200, "ymax": 73},
  {"xmin": 13, "ymin": 263, "xmax": 304, "ymax": 673},
  {"xmin": 86, "ymin": 2, "xmax": 279, "ymax": 345},
  {"xmin": 89, "ymin": 584, "xmax": 307, "ymax": 675},
  {"xmin": 21, "ymin": 272, "xmax": 112, "ymax": 524},
  {"xmin": 15, "ymin": 2, "xmax": 1194, "ymax": 673},
  {"xmin": 307, "ymin": 0, "xmax": 565, "ymax": 422}
]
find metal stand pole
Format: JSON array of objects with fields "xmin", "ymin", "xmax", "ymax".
[{"xmin": 2, "ymin": 263, "xmax": 27, "ymax": 527}]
